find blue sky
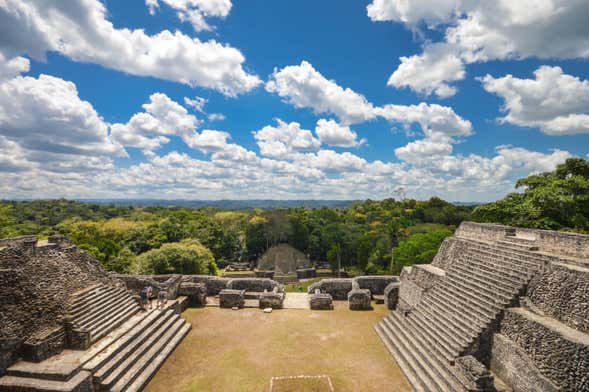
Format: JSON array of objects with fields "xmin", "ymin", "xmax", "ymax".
[{"xmin": 0, "ymin": 0, "xmax": 588, "ymax": 201}]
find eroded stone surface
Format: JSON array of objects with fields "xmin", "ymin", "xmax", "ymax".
[
  {"xmin": 309, "ymin": 292, "xmax": 333, "ymax": 310},
  {"xmin": 219, "ymin": 289, "xmax": 245, "ymax": 309},
  {"xmin": 347, "ymin": 289, "xmax": 371, "ymax": 310}
]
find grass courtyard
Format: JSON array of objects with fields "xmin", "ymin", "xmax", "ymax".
[{"xmin": 146, "ymin": 302, "xmax": 410, "ymax": 391}]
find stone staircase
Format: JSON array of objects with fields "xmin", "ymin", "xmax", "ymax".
[
  {"xmin": 68, "ymin": 284, "xmax": 141, "ymax": 343},
  {"xmin": 0, "ymin": 286, "xmax": 191, "ymax": 392},
  {"xmin": 375, "ymin": 237, "xmax": 545, "ymax": 392}
]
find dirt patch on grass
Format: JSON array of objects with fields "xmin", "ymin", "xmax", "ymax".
[{"xmin": 145, "ymin": 302, "xmax": 410, "ymax": 392}]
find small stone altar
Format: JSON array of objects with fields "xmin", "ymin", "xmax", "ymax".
[{"xmin": 219, "ymin": 289, "xmax": 245, "ymax": 309}]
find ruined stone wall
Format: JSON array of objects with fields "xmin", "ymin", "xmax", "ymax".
[
  {"xmin": 490, "ymin": 333, "xmax": 559, "ymax": 392},
  {"xmin": 0, "ymin": 238, "xmax": 113, "ymax": 342},
  {"xmin": 397, "ymin": 264, "xmax": 445, "ymax": 312},
  {"xmin": 181, "ymin": 275, "xmax": 230, "ymax": 295},
  {"xmin": 455, "ymin": 222, "xmax": 511, "ymax": 242},
  {"xmin": 226, "ymin": 277, "xmax": 283, "ymax": 292},
  {"xmin": 494, "ymin": 308, "xmax": 589, "ymax": 391},
  {"xmin": 431, "ymin": 237, "xmax": 465, "ymax": 271},
  {"xmin": 526, "ymin": 262, "xmax": 589, "ymax": 334},
  {"xmin": 308, "ymin": 279, "xmax": 353, "ymax": 300},
  {"xmin": 0, "ymin": 237, "xmax": 115, "ymax": 374},
  {"xmin": 353, "ymin": 276, "xmax": 398, "ymax": 296},
  {"xmin": 456, "ymin": 221, "xmax": 589, "ymax": 259}
]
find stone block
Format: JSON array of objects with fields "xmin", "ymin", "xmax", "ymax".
[
  {"xmin": 309, "ymin": 292, "xmax": 333, "ymax": 310},
  {"xmin": 296, "ymin": 268, "xmax": 316, "ymax": 280},
  {"xmin": 455, "ymin": 355, "xmax": 495, "ymax": 391},
  {"xmin": 352, "ymin": 275, "xmax": 398, "ymax": 296},
  {"xmin": 384, "ymin": 282, "xmax": 401, "ymax": 310},
  {"xmin": 347, "ymin": 288, "xmax": 372, "ymax": 310},
  {"xmin": 227, "ymin": 278, "xmax": 283, "ymax": 293},
  {"xmin": 259, "ymin": 291, "xmax": 284, "ymax": 309},
  {"xmin": 178, "ymin": 282, "xmax": 207, "ymax": 307},
  {"xmin": 219, "ymin": 289, "xmax": 245, "ymax": 309},
  {"xmin": 254, "ymin": 270, "xmax": 275, "ymax": 279},
  {"xmin": 307, "ymin": 278, "xmax": 353, "ymax": 300}
]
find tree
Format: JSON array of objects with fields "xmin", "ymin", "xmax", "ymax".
[
  {"xmin": 392, "ymin": 228, "xmax": 453, "ymax": 273},
  {"xmin": 473, "ymin": 158, "xmax": 589, "ymax": 232},
  {"xmin": 134, "ymin": 239, "xmax": 217, "ymax": 275}
]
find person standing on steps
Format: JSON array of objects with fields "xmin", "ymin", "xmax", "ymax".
[
  {"xmin": 147, "ymin": 285, "xmax": 155, "ymax": 310},
  {"xmin": 157, "ymin": 289, "xmax": 168, "ymax": 310},
  {"xmin": 139, "ymin": 287, "xmax": 148, "ymax": 310}
]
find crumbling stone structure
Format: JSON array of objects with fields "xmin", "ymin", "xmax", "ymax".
[
  {"xmin": 296, "ymin": 268, "xmax": 316, "ymax": 280},
  {"xmin": 178, "ymin": 282, "xmax": 207, "ymax": 307},
  {"xmin": 308, "ymin": 278, "xmax": 354, "ymax": 300},
  {"xmin": 375, "ymin": 222, "xmax": 589, "ymax": 392},
  {"xmin": 0, "ymin": 235, "xmax": 116, "ymax": 372},
  {"xmin": 0, "ymin": 236, "xmax": 192, "ymax": 392},
  {"xmin": 347, "ymin": 289, "xmax": 372, "ymax": 310},
  {"xmin": 259, "ymin": 289, "xmax": 285, "ymax": 309},
  {"xmin": 383, "ymin": 282, "xmax": 400, "ymax": 310},
  {"xmin": 309, "ymin": 290, "xmax": 333, "ymax": 310},
  {"xmin": 219, "ymin": 289, "xmax": 245, "ymax": 308}
]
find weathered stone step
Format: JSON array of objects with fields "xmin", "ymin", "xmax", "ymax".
[
  {"xmin": 461, "ymin": 248, "xmax": 539, "ymax": 275},
  {"xmin": 83, "ymin": 310, "xmax": 163, "ymax": 372},
  {"xmin": 398, "ymin": 313, "xmax": 456, "ymax": 362},
  {"xmin": 70, "ymin": 284, "xmax": 103, "ymax": 302},
  {"xmin": 449, "ymin": 272, "xmax": 512, "ymax": 306},
  {"xmin": 430, "ymin": 287, "xmax": 493, "ymax": 324},
  {"xmin": 124, "ymin": 323, "xmax": 191, "ymax": 392},
  {"xmin": 70, "ymin": 284, "xmax": 120, "ymax": 307},
  {"xmin": 408, "ymin": 309, "xmax": 464, "ymax": 357},
  {"xmin": 97, "ymin": 312, "xmax": 180, "ymax": 389},
  {"xmin": 444, "ymin": 280, "xmax": 503, "ymax": 316},
  {"xmin": 449, "ymin": 262, "xmax": 521, "ymax": 292},
  {"xmin": 461, "ymin": 252, "xmax": 533, "ymax": 281},
  {"xmin": 384, "ymin": 314, "xmax": 467, "ymax": 391},
  {"xmin": 374, "ymin": 323, "xmax": 431, "ymax": 392},
  {"xmin": 496, "ymin": 240, "xmax": 539, "ymax": 251},
  {"xmin": 70, "ymin": 286, "xmax": 121, "ymax": 316},
  {"xmin": 427, "ymin": 289, "xmax": 489, "ymax": 327},
  {"xmin": 78, "ymin": 312, "xmax": 150, "ymax": 365},
  {"xmin": 90, "ymin": 302, "xmax": 140, "ymax": 343},
  {"xmin": 93, "ymin": 311, "xmax": 175, "ymax": 384},
  {"xmin": 110, "ymin": 318, "xmax": 187, "ymax": 392},
  {"xmin": 80, "ymin": 296, "xmax": 136, "ymax": 331},
  {"xmin": 378, "ymin": 319, "xmax": 445, "ymax": 392},
  {"xmin": 459, "ymin": 240, "xmax": 544, "ymax": 268},
  {"xmin": 74, "ymin": 290, "xmax": 129, "ymax": 327},
  {"xmin": 416, "ymin": 304, "xmax": 474, "ymax": 346},
  {"xmin": 0, "ymin": 370, "xmax": 92, "ymax": 392},
  {"xmin": 459, "ymin": 259, "xmax": 529, "ymax": 287},
  {"xmin": 421, "ymin": 295, "xmax": 483, "ymax": 335}
]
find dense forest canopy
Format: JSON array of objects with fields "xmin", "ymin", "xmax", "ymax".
[{"xmin": 1, "ymin": 158, "xmax": 587, "ymax": 275}]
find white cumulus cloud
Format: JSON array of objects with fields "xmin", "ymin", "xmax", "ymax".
[
  {"xmin": 480, "ymin": 66, "xmax": 589, "ymax": 135},
  {"xmin": 315, "ymin": 119, "xmax": 365, "ymax": 147},
  {"xmin": 0, "ymin": 0, "xmax": 260, "ymax": 96},
  {"xmin": 266, "ymin": 61, "xmax": 376, "ymax": 124},
  {"xmin": 368, "ymin": 0, "xmax": 589, "ymax": 97},
  {"xmin": 146, "ymin": 0, "xmax": 232, "ymax": 32}
]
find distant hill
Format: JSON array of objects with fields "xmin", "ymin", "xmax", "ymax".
[{"xmin": 76, "ymin": 199, "xmax": 358, "ymax": 210}]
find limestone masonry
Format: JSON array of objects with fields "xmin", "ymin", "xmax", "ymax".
[
  {"xmin": 0, "ymin": 221, "xmax": 587, "ymax": 391},
  {"xmin": 375, "ymin": 221, "xmax": 589, "ymax": 392}
]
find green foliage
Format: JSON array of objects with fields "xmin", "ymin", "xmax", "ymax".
[
  {"xmin": 0, "ymin": 194, "xmax": 478, "ymax": 275},
  {"xmin": 134, "ymin": 239, "xmax": 217, "ymax": 275},
  {"xmin": 473, "ymin": 158, "xmax": 589, "ymax": 232},
  {"xmin": 392, "ymin": 228, "xmax": 454, "ymax": 273}
]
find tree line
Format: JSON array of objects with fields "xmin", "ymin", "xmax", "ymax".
[{"xmin": 1, "ymin": 158, "xmax": 586, "ymax": 275}]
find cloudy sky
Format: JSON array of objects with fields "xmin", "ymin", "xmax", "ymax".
[{"xmin": 0, "ymin": 0, "xmax": 588, "ymax": 201}]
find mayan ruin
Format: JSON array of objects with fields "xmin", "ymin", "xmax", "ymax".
[
  {"xmin": 0, "ymin": 220, "xmax": 587, "ymax": 391},
  {"xmin": 1, "ymin": 0, "xmax": 589, "ymax": 390}
]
